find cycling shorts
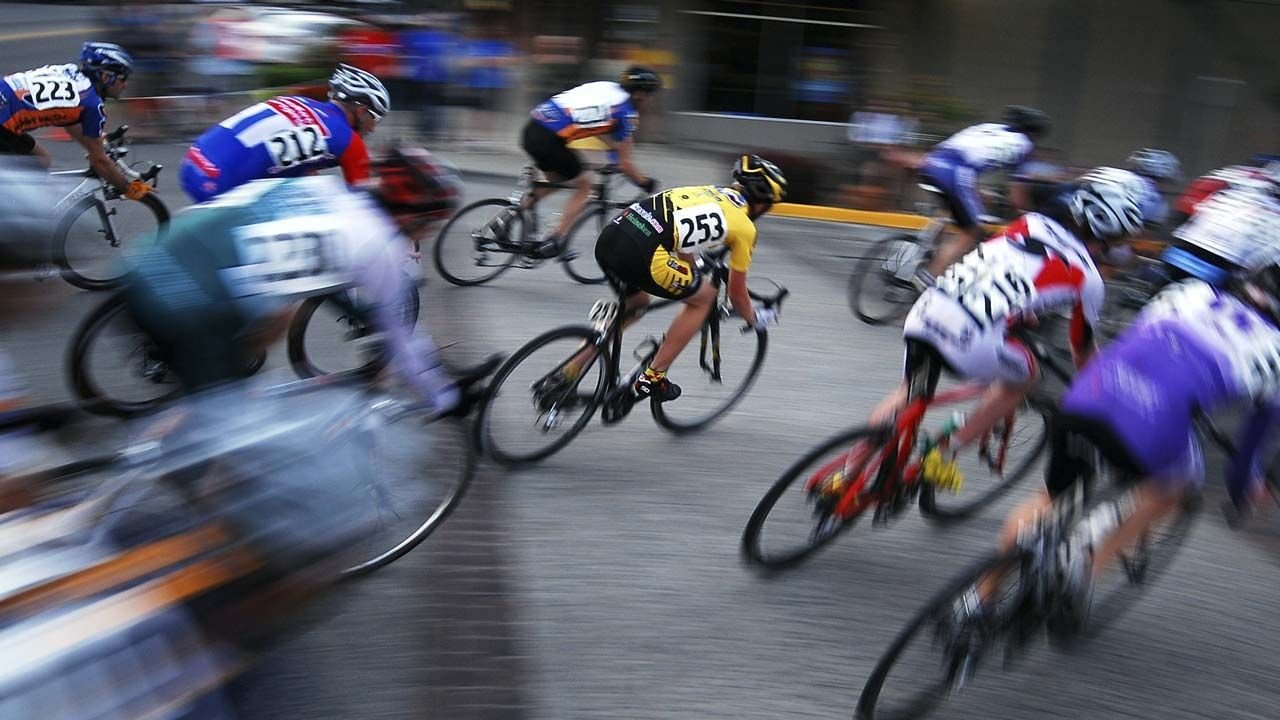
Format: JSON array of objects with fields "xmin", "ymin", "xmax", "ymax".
[
  {"xmin": 920, "ymin": 150, "xmax": 983, "ymax": 229},
  {"xmin": 1045, "ymin": 410, "xmax": 1203, "ymax": 500},
  {"xmin": 595, "ymin": 221, "xmax": 702, "ymax": 301},
  {"xmin": 902, "ymin": 289, "xmax": 1037, "ymax": 385},
  {"xmin": 521, "ymin": 119, "xmax": 582, "ymax": 180},
  {"xmin": 0, "ymin": 127, "xmax": 35, "ymax": 155}
]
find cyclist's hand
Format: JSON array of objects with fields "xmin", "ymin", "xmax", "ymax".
[
  {"xmin": 638, "ymin": 176, "xmax": 658, "ymax": 194},
  {"xmin": 124, "ymin": 180, "xmax": 152, "ymax": 201},
  {"xmin": 752, "ymin": 306, "xmax": 779, "ymax": 331}
]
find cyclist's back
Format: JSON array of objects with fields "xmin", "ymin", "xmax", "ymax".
[
  {"xmin": 931, "ymin": 122, "xmax": 1034, "ymax": 175},
  {"xmin": 1163, "ymin": 188, "xmax": 1280, "ymax": 285},
  {"xmin": 530, "ymin": 80, "xmax": 638, "ymax": 145},
  {"xmin": 181, "ymin": 95, "xmax": 365, "ymax": 202},
  {"xmin": 0, "ymin": 63, "xmax": 106, "ymax": 145}
]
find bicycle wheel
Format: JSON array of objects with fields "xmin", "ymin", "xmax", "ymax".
[
  {"xmin": 341, "ymin": 413, "xmax": 477, "ymax": 579},
  {"xmin": 560, "ymin": 206, "xmax": 608, "ymax": 284},
  {"xmin": 67, "ymin": 292, "xmax": 182, "ymax": 417},
  {"xmin": 53, "ymin": 192, "xmax": 169, "ymax": 291},
  {"xmin": 857, "ymin": 550, "xmax": 1024, "ymax": 720},
  {"xmin": 848, "ymin": 233, "xmax": 925, "ymax": 325},
  {"xmin": 477, "ymin": 325, "xmax": 610, "ymax": 465},
  {"xmin": 918, "ymin": 397, "xmax": 1050, "ymax": 521},
  {"xmin": 1082, "ymin": 491, "xmax": 1199, "ymax": 639},
  {"xmin": 286, "ymin": 284, "xmax": 421, "ymax": 379},
  {"xmin": 650, "ymin": 319, "xmax": 767, "ymax": 433},
  {"xmin": 742, "ymin": 426, "xmax": 890, "ymax": 570},
  {"xmin": 433, "ymin": 198, "xmax": 524, "ymax": 286}
]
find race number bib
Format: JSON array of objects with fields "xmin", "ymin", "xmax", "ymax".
[
  {"xmin": 223, "ymin": 215, "xmax": 344, "ymax": 297},
  {"xmin": 15, "ymin": 69, "xmax": 79, "ymax": 110},
  {"xmin": 936, "ymin": 250, "xmax": 1036, "ymax": 327},
  {"xmin": 569, "ymin": 103, "xmax": 611, "ymax": 127},
  {"xmin": 673, "ymin": 203, "xmax": 727, "ymax": 251},
  {"xmin": 265, "ymin": 125, "xmax": 329, "ymax": 170}
]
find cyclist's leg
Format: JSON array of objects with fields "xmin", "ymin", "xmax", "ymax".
[
  {"xmin": 924, "ymin": 163, "xmax": 985, "ymax": 277},
  {"xmin": 951, "ymin": 336, "xmax": 1037, "ymax": 447},
  {"xmin": 520, "ymin": 119, "xmax": 581, "ymax": 215},
  {"xmin": 0, "ymin": 128, "xmax": 50, "ymax": 169},
  {"xmin": 868, "ymin": 337, "xmax": 945, "ymax": 426},
  {"xmin": 646, "ymin": 249, "xmax": 708, "ymax": 373}
]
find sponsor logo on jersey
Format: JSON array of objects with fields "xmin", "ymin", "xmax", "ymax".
[
  {"xmin": 627, "ymin": 202, "xmax": 664, "ymax": 233},
  {"xmin": 265, "ymin": 97, "xmax": 331, "ymax": 136},
  {"xmin": 722, "ymin": 188, "xmax": 748, "ymax": 208},
  {"xmin": 531, "ymin": 102, "xmax": 561, "ymax": 122},
  {"xmin": 625, "ymin": 212, "xmax": 652, "ymax": 236},
  {"xmin": 185, "ymin": 146, "xmax": 221, "ymax": 178},
  {"xmin": 2, "ymin": 107, "xmax": 80, "ymax": 133}
]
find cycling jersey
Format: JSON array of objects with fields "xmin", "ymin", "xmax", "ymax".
[
  {"xmin": 904, "ymin": 212, "xmax": 1103, "ymax": 383},
  {"xmin": 179, "ymin": 96, "xmax": 368, "ymax": 203},
  {"xmin": 920, "ymin": 123, "xmax": 1033, "ymax": 229},
  {"xmin": 125, "ymin": 176, "xmax": 451, "ymax": 409},
  {"xmin": 596, "ymin": 185, "xmax": 756, "ymax": 299},
  {"xmin": 1062, "ymin": 280, "xmax": 1280, "ymax": 499},
  {"xmin": 0, "ymin": 64, "xmax": 106, "ymax": 139},
  {"xmin": 1162, "ymin": 190, "xmax": 1280, "ymax": 285},
  {"xmin": 530, "ymin": 81, "xmax": 637, "ymax": 144}
]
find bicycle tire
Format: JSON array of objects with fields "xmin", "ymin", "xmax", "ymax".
[
  {"xmin": 476, "ymin": 325, "xmax": 610, "ymax": 466},
  {"xmin": 856, "ymin": 550, "xmax": 1021, "ymax": 720},
  {"xmin": 67, "ymin": 291, "xmax": 182, "ymax": 417},
  {"xmin": 53, "ymin": 191, "xmax": 169, "ymax": 292},
  {"xmin": 848, "ymin": 233, "xmax": 925, "ymax": 326},
  {"xmin": 741, "ymin": 425, "xmax": 890, "ymax": 571},
  {"xmin": 341, "ymin": 414, "xmax": 478, "ymax": 579},
  {"xmin": 918, "ymin": 399, "xmax": 1051, "ymax": 521},
  {"xmin": 286, "ymin": 284, "xmax": 421, "ymax": 380},
  {"xmin": 432, "ymin": 198, "xmax": 523, "ymax": 286},
  {"xmin": 650, "ymin": 327, "xmax": 767, "ymax": 433},
  {"xmin": 560, "ymin": 206, "xmax": 608, "ymax": 284}
]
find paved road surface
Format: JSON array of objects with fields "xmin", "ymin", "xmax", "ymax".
[{"xmin": 3, "ymin": 13, "xmax": 1280, "ymax": 720}]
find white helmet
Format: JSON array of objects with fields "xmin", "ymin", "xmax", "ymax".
[
  {"xmin": 1127, "ymin": 148, "xmax": 1182, "ymax": 183},
  {"xmin": 328, "ymin": 64, "xmax": 390, "ymax": 116},
  {"xmin": 1069, "ymin": 168, "xmax": 1146, "ymax": 241}
]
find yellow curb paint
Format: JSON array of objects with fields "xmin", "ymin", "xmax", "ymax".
[
  {"xmin": 771, "ymin": 203, "xmax": 931, "ymax": 230},
  {"xmin": 0, "ymin": 26, "xmax": 98, "ymax": 43}
]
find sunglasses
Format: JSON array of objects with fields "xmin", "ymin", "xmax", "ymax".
[{"xmin": 360, "ymin": 104, "xmax": 384, "ymax": 124}]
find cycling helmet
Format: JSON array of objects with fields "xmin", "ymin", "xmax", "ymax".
[
  {"xmin": 1001, "ymin": 105, "xmax": 1051, "ymax": 137},
  {"xmin": 732, "ymin": 154, "xmax": 787, "ymax": 205},
  {"xmin": 329, "ymin": 64, "xmax": 391, "ymax": 117},
  {"xmin": 365, "ymin": 147, "xmax": 462, "ymax": 218},
  {"xmin": 79, "ymin": 42, "xmax": 133, "ymax": 82},
  {"xmin": 619, "ymin": 66, "xmax": 661, "ymax": 94},
  {"xmin": 1127, "ymin": 148, "xmax": 1182, "ymax": 183},
  {"xmin": 1068, "ymin": 169, "xmax": 1146, "ymax": 242}
]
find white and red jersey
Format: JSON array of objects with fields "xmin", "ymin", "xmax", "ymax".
[{"xmin": 905, "ymin": 212, "xmax": 1102, "ymax": 384}]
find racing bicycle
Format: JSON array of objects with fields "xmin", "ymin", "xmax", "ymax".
[
  {"xmin": 742, "ymin": 332, "xmax": 1071, "ymax": 571},
  {"xmin": 476, "ymin": 248, "xmax": 788, "ymax": 465},
  {"xmin": 432, "ymin": 164, "xmax": 651, "ymax": 286},
  {"xmin": 49, "ymin": 124, "xmax": 168, "ymax": 291}
]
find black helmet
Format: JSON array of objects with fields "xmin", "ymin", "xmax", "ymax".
[
  {"xmin": 1002, "ymin": 105, "xmax": 1050, "ymax": 137},
  {"xmin": 732, "ymin": 154, "xmax": 787, "ymax": 204},
  {"xmin": 619, "ymin": 66, "xmax": 661, "ymax": 94}
]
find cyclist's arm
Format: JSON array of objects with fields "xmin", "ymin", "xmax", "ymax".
[
  {"xmin": 65, "ymin": 124, "xmax": 131, "ymax": 192},
  {"xmin": 602, "ymin": 135, "xmax": 647, "ymax": 186},
  {"xmin": 1226, "ymin": 401, "xmax": 1280, "ymax": 511},
  {"xmin": 338, "ymin": 131, "xmax": 370, "ymax": 186},
  {"xmin": 727, "ymin": 268, "xmax": 756, "ymax": 325}
]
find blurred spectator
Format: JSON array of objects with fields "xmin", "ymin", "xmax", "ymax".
[
  {"xmin": 455, "ymin": 27, "xmax": 517, "ymax": 146},
  {"xmin": 398, "ymin": 18, "xmax": 456, "ymax": 140}
]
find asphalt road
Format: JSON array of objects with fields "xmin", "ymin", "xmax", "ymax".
[{"xmin": 4, "ymin": 10, "xmax": 1280, "ymax": 720}]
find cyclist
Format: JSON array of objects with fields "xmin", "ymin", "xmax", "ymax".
[
  {"xmin": 520, "ymin": 66, "xmax": 660, "ymax": 259},
  {"xmin": 179, "ymin": 64, "xmax": 389, "ymax": 203},
  {"xmin": 0, "ymin": 42, "xmax": 151, "ymax": 201},
  {"xmin": 539, "ymin": 155, "xmax": 786, "ymax": 404},
  {"xmin": 917, "ymin": 105, "xmax": 1051, "ymax": 286},
  {"xmin": 868, "ymin": 169, "xmax": 1149, "ymax": 491},
  {"xmin": 974, "ymin": 206, "xmax": 1280, "ymax": 639},
  {"xmin": 127, "ymin": 147, "xmax": 490, "ymax": 415}
]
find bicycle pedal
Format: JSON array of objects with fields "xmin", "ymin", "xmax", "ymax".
[
  {"xmin": 601, "ymin": 389, "xmax": 638, "ymax": 425},
  {"xmin": 632, "ymin": 336, "xmax": 661, "ymax": 362}
]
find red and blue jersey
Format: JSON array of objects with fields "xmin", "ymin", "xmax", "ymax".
[
  {"xmin": 179, "ymin": 96, "xmax": 368, "ymax": 203},
  {"xmin": 530, "ymin": 81, "xmax": 637, "ymax": 144},
  {"xmin": 0, "ymin": 64, "xmax": 106, "ymax": 138}
]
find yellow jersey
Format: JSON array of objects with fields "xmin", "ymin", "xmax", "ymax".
[{"xmin": 617, "ymin": 185, "xmax": 759, "ymax": 272}]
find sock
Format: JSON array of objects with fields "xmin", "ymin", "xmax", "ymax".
[{"xmin": 642, "ymin": 367, "xmax": 666, "ymax": 382}]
